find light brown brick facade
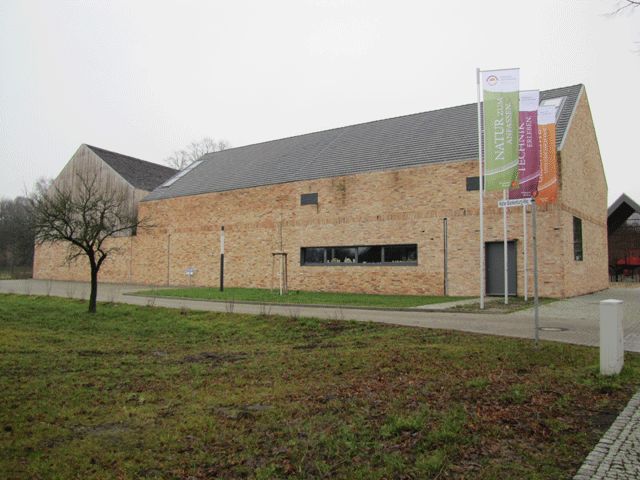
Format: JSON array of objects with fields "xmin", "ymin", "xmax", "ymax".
[{"xmin": 34, "ymin": 89, "xmax": 609, "ymax": 298}]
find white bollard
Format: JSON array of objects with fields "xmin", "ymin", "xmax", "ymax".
[{"xmin": 600, "ymin": 299, "xmax": 624, "ymax": 376}]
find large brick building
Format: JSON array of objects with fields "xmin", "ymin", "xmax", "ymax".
[{"xmin": 34, "ymin": 84, "xmax": 609, "ymax": 298}]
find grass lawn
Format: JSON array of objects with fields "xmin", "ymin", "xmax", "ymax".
[
  {"xmin": 131, "ymin": 287, "xmax": 468, "ymax": 309},
  {"xmin": 1, "ymin": 295, "xmax": 639, "ymax": 479}
]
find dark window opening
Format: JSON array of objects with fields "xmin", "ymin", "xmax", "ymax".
[
  {"xmin": 331, "ymin": 247, "xmax": 357, "ymax": 264},
  {"xmin": 301, "ymin": 244, "xmax": 418, "ymax": 266},
  {"xmin": 301, "ymin": 193, "xmax": 318, "ymax": 206},
  {"xmin": 573, "ymin": 217, "xmax": 583, "ymax": 261},
  {"xmin": 303, "ymin": 247, "xmax": 326, "ymax": 264},
  {"xmin": 466, "ymin": 176, "xmax": 482, "ymax": 191},
  {"xmin": 357, "ymin": 246, "xmax": 382, "ymax": 264},
  {"xmin": 384, "ymin": 244, "xmax": 418, "ymax": 263}
]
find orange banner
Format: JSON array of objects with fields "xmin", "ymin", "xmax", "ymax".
[{"xmin": 534, "ymin": 106, "xmax": 557, "ymax": 205}]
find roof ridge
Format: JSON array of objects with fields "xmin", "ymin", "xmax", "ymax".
[
  {"xmin": 85, "ymin": 144, "xmax": 177, "ymax": 172},
  {"xmin": 200, "ymin": 84, "xmax": 585, "ymax": 160}
]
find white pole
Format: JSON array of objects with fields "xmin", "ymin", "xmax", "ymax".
[
  {"xmin": 476, "ymin": 68, "xmax": 485, "ymax": 310},
  {"xmin": 523, "ymin": 204, "xmax": 528, "ymax": 301},
  {"xmin": 503, "ymin": 189, "xmax": 508, "ymax": 305},
  {"xmin": 600, "ymin": 299, "xmax": 624, "ymax": 375},
  {"xmin": 532, "ymin": 202, "xmax": 539, "ymax": 346}
]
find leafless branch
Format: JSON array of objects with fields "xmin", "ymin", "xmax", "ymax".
[
  {"xmin": 30, "ymin": 171, "xmax": 148, "ymax": 312},
  {"xmin": 608, "ymin": 0, "xmax": 640, "ymax": 16},
  {"xmin": 165, "ymin": 137, "xmax": 230, "ymax": 170}
]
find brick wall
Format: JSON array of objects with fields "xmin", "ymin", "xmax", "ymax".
[{"xmin": 556, "ymin": 89, "xmax": 609, "ymax": 297}]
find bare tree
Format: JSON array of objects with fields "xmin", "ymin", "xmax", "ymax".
[
  {"xmin": 30, "ymin": 173, "xmax": 146, "ymax": 313},
  {"xmin": 611, "ymin": 0, "xmax": 640, "ymax": 15},
  {"xmin": 165, "ymin": 137, "xmax": 229, "ymax": 170}
]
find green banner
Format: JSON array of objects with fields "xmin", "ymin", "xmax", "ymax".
[{"xmin": 482, "ymin": 69, "xmax": 520, "ymax": 191}]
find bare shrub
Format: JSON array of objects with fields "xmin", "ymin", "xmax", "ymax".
[
  {"xmin": 332, "ymin": 307, "xmax": 345, "ymax": 322},
  {"xmin": 107, "ymin": 286, "xmax": 119, "ymax": 305},
  {"xmin": 225, "ymin": 297, "xmax": 236, "ymax": 314},
  {"xmin": 287, "ymin": 306, "xmax": 301, "ymax": 321},
  {"xmin": 145, "ymin": 289, "xmax": 157, "ymax": 308},
  {"xmin": 258, "ymin": 302, "xmax": 272, "ymax": 318}
]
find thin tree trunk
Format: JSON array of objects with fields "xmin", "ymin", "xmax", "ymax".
[{"xmin": 89, "ymin": 262, "xmax": 98, "ymax": 314}]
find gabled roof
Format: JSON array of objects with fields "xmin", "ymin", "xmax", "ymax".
[
  {"xmin": 86, "ymin": 144, "xmax": 178, "ymax": 191},
  {"xmin": 144, "ymin": 84, "xmax": 583, "ymax": 202},
  {"xmin": 608, "ymin": 193, "xmax": 640, "ymax": 234}
]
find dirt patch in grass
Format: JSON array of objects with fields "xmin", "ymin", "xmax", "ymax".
[{"xmin": 181, "ymin": 351, "xmax": 246, "ymax": 364}]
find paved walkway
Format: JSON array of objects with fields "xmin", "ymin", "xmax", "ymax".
[
  {"xmin": 1, "ymin": 279, "xmax": 638, "ymax": 351},
  {"xmin": 1, "ymin": 280, "xmax": 639, "ymax": 479},
  {"xmin": 574, "ymin": 390, "xmax": 640, "ymax": 479}
]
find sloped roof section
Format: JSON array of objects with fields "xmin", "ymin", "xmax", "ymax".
[
  {"xmin": 608, "ymin": 193, "xmax": 640, "ymax": 235},
  {"xmin": 144, "ymin": 84, "xmax": 583, "ymax": 202},
  {"xmin": 86, "ymin": 145, "xmax": 178, "ymax": 191}
]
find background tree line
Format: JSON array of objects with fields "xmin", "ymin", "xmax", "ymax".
[{"xmin": 0, "ymin": 195, "xmax": 35, "ymax": 278}]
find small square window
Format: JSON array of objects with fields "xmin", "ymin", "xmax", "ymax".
[
  {"xmin": 466, "ymin": 176, "xmax": 481, "ymax": 191},
  {"xmin": 301, "ymin": 193, "xmax": 318, "ymax": 206}
]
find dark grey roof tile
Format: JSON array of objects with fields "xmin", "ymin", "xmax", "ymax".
[
  {"xmin": 144, "ymin": 84, "xmax": 583, "ymax": 202},
  {"xmin": 86, "ymin": 145, "xmax": 178, "ymax": 191}
]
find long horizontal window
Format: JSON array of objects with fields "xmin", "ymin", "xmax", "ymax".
[{"xmin": 301, "ymin": 244, "xmax": 417, "ymax": 266}]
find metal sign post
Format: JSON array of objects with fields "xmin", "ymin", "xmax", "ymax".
[
  {"xmin": 499, "ymin": 198, "xmax": 538, "ymax": 345},
  {"xmin": 532, "ymin": 203, "xmax": 540, "ymax": 347},
  {"xmin": 503, "ymin": 189, "xmax": 508, "ymax": 305}
]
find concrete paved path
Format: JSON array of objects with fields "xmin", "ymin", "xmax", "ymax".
[{"xmin": 1, "ymin": 279, "xmax": 638, "ymax": 351}]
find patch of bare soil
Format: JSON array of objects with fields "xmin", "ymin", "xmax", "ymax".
[{"xmin": 181, "ymin": 352, "xmax": 246, "ymax": 364}]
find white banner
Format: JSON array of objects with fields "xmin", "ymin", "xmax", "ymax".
[
  {"xmin": 481, "ymin": 68, "xmax": 519, "ymax": 92},
  {"xmin": 519, "ymin": 90, "xmax": 539, "ymax": 112},
  {"xmin": 538, "ymin": 105, "xmax": 556, "ymax": 125}
]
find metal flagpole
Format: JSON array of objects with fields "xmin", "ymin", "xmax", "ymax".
[
  {"xmin": 503, "ymin": 189, "xmax": 508, "ymax": 304},
  {"xmin": 532, "ymin": 203, "xmax": 539, "ymax": 346},
  {"xmin": 476, "ymin": 68, "xmax": 485, "ymax": 310},
  {"xmin": 523, "ymin": 204, "xmax": 528, "ymax": 301}
]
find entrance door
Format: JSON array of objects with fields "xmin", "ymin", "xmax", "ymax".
[{"xmin": 486, "ymin": 241, "xmax": 517, "ymax": 296}]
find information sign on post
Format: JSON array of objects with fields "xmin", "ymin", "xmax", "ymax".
[{"xmin": 498, "ymin": 198, "xmax": 533, "ymax": 208}]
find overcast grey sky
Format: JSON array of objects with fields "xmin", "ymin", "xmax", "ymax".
[{"xmin": 1, "ymin": 0, "xmax": 638, "ymax": 204}]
